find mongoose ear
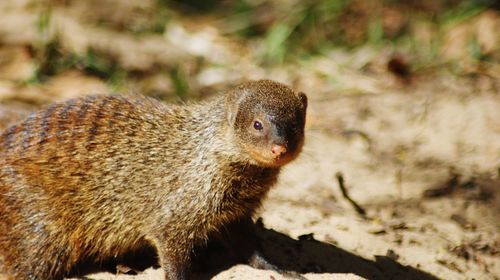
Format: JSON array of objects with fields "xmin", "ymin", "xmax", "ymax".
[
  {"xmin": 226, "ymin": 88, "xmax": 250, "ymax": 126},
  {"xmin": 226, "ymin": 94, "xmax": 240, "ymax": 127},
  {"xmin": 298, "ymin": 92, "xmax": 308, "ymax": 110}
]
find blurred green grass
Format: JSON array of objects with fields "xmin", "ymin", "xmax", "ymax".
[
  {"xmin": 30, "ymin": 0, "xmax": 498, "ymax": 88},
  {"xmin": 175, "ymin": 0, "xmax": 498, "ymax": 63}
]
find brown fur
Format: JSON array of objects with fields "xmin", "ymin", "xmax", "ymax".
[{"xmin": 0, "ymin": 80, "xmax": 307, "ymax": 280}]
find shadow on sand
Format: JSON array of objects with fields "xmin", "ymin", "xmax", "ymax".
[
  {"xmin": 70, "ymin": 221, "xmax": 439, "ymax": 280},
  {"xmin": 191, "ymin": 222, "xmax": 439, "ymax": 280}
]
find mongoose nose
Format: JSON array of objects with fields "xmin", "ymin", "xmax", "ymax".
[{"xmin": 271, "ymin": 144, "xmax": 287, "ymax": 158}]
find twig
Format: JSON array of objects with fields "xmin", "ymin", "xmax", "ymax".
[
  {"xmin": 335, "ymin": 172, "xmax": 367, "ymax": 218},
  {"xmin": 423, "ymin": 171, "xmax": 460, "ymax": 198}
]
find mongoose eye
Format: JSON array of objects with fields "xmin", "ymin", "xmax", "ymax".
[{"xmin": 253, "ymin": 121, "xmax": 263, "ymax": 131}]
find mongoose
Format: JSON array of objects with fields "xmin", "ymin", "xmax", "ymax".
[{"xmin": 0, "ymin": 79, "xmax": 307, "ymax": 280}]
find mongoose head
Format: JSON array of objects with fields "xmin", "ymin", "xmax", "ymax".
[{"xmin": 226, "ymin": 80, "xmax": 307, "ymax": 167}]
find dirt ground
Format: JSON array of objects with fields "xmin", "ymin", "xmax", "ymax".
[{"xmin": 0, "ymin": 1, "xmax": 499, "ymax": 279}]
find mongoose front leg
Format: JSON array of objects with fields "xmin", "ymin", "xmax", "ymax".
[{"xmin": 154, "ymin": 238, "xmax": 191, "ymax": 280}]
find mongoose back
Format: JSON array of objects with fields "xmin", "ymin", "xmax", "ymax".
[{"xmin": 0, "ymin": 79, "xmax": 307, "ymax": 280}]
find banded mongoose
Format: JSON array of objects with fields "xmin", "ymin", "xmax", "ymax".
[{"xmin": 0, "ymin": 79, "xmax": 307, "ymax": 279}]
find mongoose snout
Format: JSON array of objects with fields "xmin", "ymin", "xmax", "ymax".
[{"xmin": 271, "ymin": 144, "xmax": 287, "ymax": 158}]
